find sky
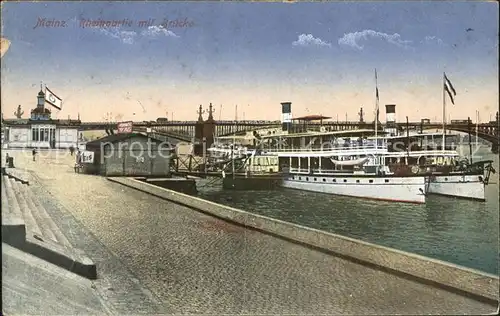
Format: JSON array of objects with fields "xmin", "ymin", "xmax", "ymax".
[{"xmin": 1, "ymin": 1, "xmax": 498, "ymax": 123}]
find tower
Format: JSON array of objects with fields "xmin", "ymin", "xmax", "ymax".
[
  {"xmin": 194, "ymin": 105, "xmax": 205, "ymax": 155},
  {"xmin": 31, "ymin": 88, "xmax": 51, "ymax": 120},
  {"xmin": 197, "ymin": 104, "xmax": 204, "ymax": 122},
  {"xmin": 203, "ymin": 103, "xmax": 216, "ymax": 149},
  {"xmin": 37, "ymin": 89, "xmax": 45, "ymax": 108},
  {"xmin": 207, "ymin": 103, "xmax": 215, "ymax": 121},
  {"xmin": 281, "ymin": 102, "xmax": 292, "ymax": 132},
  {"xmin": 358, "ymin": 107, "xmax": 364, "ymax": 123},
  {"xmin": 385, "ymin": 104, "xmax": 396, "ymax": 136}
]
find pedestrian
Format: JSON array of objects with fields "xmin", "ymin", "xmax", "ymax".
[
  {"xmin": 75, "ymin": 150, "xmax": 82, "ymax": 173},
  {"xmin": 5, "ymin": 153, "xmax": 9, "ymax": 165},
  {"xmin": 69, "ymin": 145, "xmax": 75, "ymax": 156},
  {"xmin": 32, "ymin": 148, "xmax": 37, "ymax": 161}
]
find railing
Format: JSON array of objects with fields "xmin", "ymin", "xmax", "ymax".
[
  {"xmin": 287, "ymin": 168, "xmax": 364, "ymax": 175},
  {"xmin": 261, "ymin": 144, "xmax": 388, "ymax": 152}
]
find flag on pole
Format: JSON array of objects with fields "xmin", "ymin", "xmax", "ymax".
[
  {"xmin": 375, "ymin": 69, "xmax": 380, "ymax": 123},
  {"xmin": 45, "ymin": 87, "xmax": 63, "ymax": 110},
  {"xmin": 444, "ymin": 73, "xmax": 456, "ymax": 105}
]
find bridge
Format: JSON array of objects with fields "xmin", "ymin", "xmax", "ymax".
[
  {"xmin": 83, "ymin": 117, "xmax": 500, "ymax": 154},
  {"xmin": 108, "ymin": 119, "xmax": 498, "ymax": 143},
  {"xmin": 2, "ymin": 104, "xmax": 498, "ymax": 151}
]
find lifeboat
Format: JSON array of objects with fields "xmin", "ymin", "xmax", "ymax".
[{"xmin": 329, "ymin": 157, "xmax": 369, "ymax": 166}]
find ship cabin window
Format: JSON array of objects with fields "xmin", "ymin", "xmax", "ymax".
[
  {"xmin": 306, "ymin": 177, "xmax": 309, "ymax": 181},
  {"xmin": 343, "ymin": 179, "xmax": 347, "ymax": 183},
  {"xmin": 356, "ymin": 180, "xmax": 360, "ymax": 183},
  {"xmin": 445, "ymin": 177, "xmax": 448, "ymax": 181},
  {"xmin": 385, "ymin": 179, "xmax": 389, "ymax": 183},
  {"xmin": 314, "ymin": 178, "xmax": 317, "ymax": 181},
  {"xmin": 369, "ymin": 180, "xmax": 373, "ymax": 183},
  {"xmin": 299, "ymin": 177, "xmax": 302, "ymax": 180},
  {"xmin": 322, "ymin": 178, "xmax": 326, "ymax": 182},
  {"xmin": 332, "ymin": 179, "xmax": 336, "ymax": 182}
]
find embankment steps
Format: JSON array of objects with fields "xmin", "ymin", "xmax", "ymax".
[{"xmin": 1, "ymin": 170, "xmax": 96, "ymax": 279}]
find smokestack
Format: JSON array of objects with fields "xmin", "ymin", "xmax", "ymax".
[
  {"xmin": 281, "ymin": 102, "xmax": 292, "ymax": 132},
  {"xmin": 385, "ymin": 104, "xmax": 396, "ymax": 123},
  {"xmin": 385, "ymin": 104, "xmax": 397, "ymax": 136}
]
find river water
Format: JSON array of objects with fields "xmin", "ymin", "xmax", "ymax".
[{"xmin": 195, "ymin": 154, "xmax": 499, "ymax": 275}]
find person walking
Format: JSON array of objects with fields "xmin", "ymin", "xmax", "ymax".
[
  {"xmin": 75, "ymin": 150, "xmax": 82, "ymax": 173},
  {"xmin": 32, "ymin": 148, "xmax": 37, "ymax": 162}
]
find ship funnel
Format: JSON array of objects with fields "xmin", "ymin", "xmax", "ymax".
[
  {"xmin": 281, "ymin": 102, "xmax": 292, "ymax": 132},
  {"xmin": 385, "ymin": 104, "xmax": 397, "ymax": 136}
]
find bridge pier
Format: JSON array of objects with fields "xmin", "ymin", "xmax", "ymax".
[
  {"xmin": 203, "ymin": 103, "xmax": 216, "ymax": 149},
  {"xmin": 194, "ymin": 105, "xmax": 205, "ymax": 155}
]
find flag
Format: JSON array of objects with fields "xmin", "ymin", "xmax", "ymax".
[
  {"xmin": 45, "ymin": 87, "xmax": 63, "ymax": 110},
  {"xmin": 444, "ymin": 73, "xmax": 456, "ymax": 105}
]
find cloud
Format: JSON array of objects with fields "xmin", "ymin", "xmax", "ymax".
[
  {"xmin": 292, "ymin": 34, "xmax": 331, "ymax": 47},
  {"xmin": 338, "ymin": 30, "xmax": 412, "ymax": 50},
  {"xmin": 422, "ymin": 35, "xmax": 445, "ymax": 45},
  {"xmin": 99, "ymin": 28, "xmax": 137, "ymax": 44},
  {"xmin": 141, "ymin": 25, "xmax": 179, "ymax": 38},
  {"xmin": 97, "ymin": 25, "xmax": 178, "ymax": 44}
]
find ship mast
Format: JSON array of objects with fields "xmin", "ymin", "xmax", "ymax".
[
  {"xmin": 232, "ymin": 105, "xmax": 237, "ymax": 179},
  {"xmin": 375, "ymin": 69, "xmax": 379, "ymax": 150}
]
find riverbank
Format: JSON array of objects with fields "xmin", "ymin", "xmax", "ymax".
[
  {"xmin": 195, "ymin": 154, "xmax": 499, "ymax": 275},
  {"xmin": 2, "ymin": 149, "xmax": 498, "ymax": 314}
]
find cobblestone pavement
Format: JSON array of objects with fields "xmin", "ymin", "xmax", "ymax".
[{"xmin": 5, "ymin": 149, "xmax": 497, "ymax": 315}]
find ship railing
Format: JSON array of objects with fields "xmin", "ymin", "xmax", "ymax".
[
  {"xmin": 262, "ymin": 144, "xmax": 388, "ymax": 152},
  {"xmin": 288, "ymin": 167, "xmax": 361, "ymax": 175}
]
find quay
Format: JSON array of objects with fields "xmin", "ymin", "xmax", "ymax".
[{"xmin": 2, "ymin": 148, "xmax": 498, "ymax": 315}]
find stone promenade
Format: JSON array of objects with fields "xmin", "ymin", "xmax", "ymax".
[{"xmin": 2, "ymin": 148, "xmax": 498, "ymax": 315}]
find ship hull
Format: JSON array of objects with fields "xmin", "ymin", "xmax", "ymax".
[
  {"xmin": 426, "ymin": 174, "xmax": 485, "ymax": 201},
  {"xmin": 281, "ymin": 173, "xmax": 426, "ymax": 204}
]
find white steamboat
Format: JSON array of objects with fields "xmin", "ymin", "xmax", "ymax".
[{"xmin": 257, "ymin": 112, "xmax": 427, "ymax": 204}]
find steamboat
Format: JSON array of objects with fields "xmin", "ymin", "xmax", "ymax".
[
  {"xmin": 207, "ymin": 100, "xmax": 494, "ymax": 203},
  {"xmin": 384, "ymin": 132, "xmax": 495, "ymax": 201},
  {"xmin": 256, "ymin": 117, "xmax": 427, "ymax": 204}
]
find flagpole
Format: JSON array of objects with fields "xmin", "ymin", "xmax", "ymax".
[
  {"xmin": 375, "ymin": 69, "xmax": 378, "ymax": 150},
  {"xmin": 476, "ymin": 110, "xmax": 479, "ymax": 154},
  {"xmin": 442, "ymin": 72, "xmax": 446, "ymax": 151}
]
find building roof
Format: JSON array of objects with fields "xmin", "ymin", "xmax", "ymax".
[
  {"xmin": 292, "ymin": 115, "xmax": 332, "ymax": 121},
  {"xmin": 2, "ymin": 118, "xmax": 29, "ymax": 123},
  {"xmin": 85, "ymin": 132, "xmax": 173, "ymax": 148},
  {"xmin": 31, "ymin": 107, "xmax": 51, "ymax": 114}
]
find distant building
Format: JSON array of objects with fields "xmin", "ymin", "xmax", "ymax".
[
  {"xmin": 83, "ymin": 133, "xmax": 177, "ymax": 176},
  {"xmin": 2, "ymin": 89, "xmax": 80, "ymax": 149}
]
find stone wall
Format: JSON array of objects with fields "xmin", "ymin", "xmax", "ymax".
[{"xmin": 107, "ymin": 176, "xmax": 499, "ymax": 304}]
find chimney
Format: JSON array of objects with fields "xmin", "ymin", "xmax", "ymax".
[
  {"xmin": 281, "ymin": 102, "xmax": 292, "ymax": 132},
  {"xmin": 385, "ymin": 104, "xmax": 397, "ymax": 136}
]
